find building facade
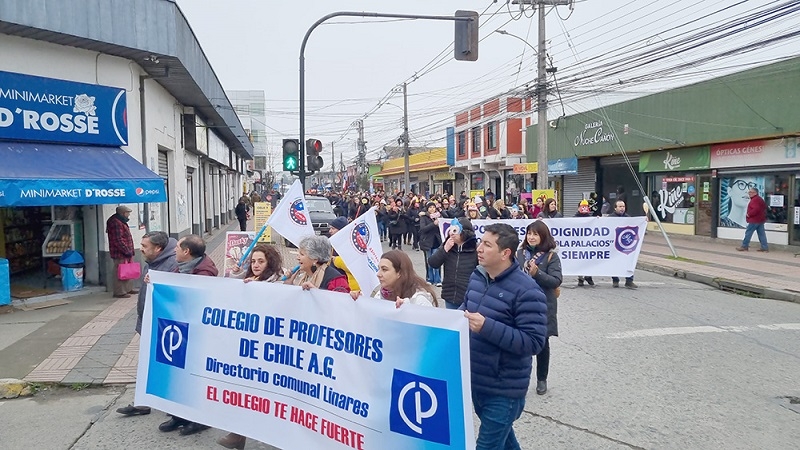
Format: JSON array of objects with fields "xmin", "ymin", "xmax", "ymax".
[
  {"xmin": 526, "ymin": 57, "xmax": 800, "ymax": 246},
  {"xmin": 372, "ymin": 148, "xmax": 453, "ymax": 196},
  {"xmin": 450, "ymin": 95, "xmax": 535, "ymax": 201},
  {"xmin": 0, "ymin": 0, "xmax": 252, "ymax": 293}
]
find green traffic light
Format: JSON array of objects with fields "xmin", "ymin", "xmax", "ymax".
[{"xmin": 284, "ymin": 155, "xmax": 298, "ymax": 171}]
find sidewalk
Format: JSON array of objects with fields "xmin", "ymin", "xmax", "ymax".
[
  {"xmin": 4, "ymin": 228, "xmax": 799, "ymax": 387},
  {"xmin": 637, "ymin": 232, "xmax": 800, "ymax": 303},
  {"xmin": 0, "ymin": 218, "xmax": 247, "ymax": 386}
]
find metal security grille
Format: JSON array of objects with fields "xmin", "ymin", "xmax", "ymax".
[{"xmin": 562, "ymin": 158, "xmax": 598, "ymax": 214}]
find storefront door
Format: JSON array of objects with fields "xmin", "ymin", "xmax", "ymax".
[
  {"xmin": 696, "ymin": 174, "xmax": 713, "ymax": 236},
  {"xmin": 792, "ymin": 175, "xmax": 800, "ymax": 245}
]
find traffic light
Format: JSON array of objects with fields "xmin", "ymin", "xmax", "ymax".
[
  {"xmin": 306, "ymin": 138, "xmax": 324, "ymax": 172},
  {"xmin": 454, "ymin": 10, "xmax": 479, "ymax": 61},
  {"xmin": 282, "ymin": 139, "xmax": 299, "ymax": 171}
]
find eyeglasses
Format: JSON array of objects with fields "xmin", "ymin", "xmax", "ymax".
[{"xmin": 732, "ymin": 180, "xmax": 757, "ymax": 191}]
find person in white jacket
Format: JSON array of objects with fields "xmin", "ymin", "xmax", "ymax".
[{"xmin": 350, "ymin": 249, "xmax": 438, "ymax": 308}]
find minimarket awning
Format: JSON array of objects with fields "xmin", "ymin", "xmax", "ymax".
[{"xmin": 0, "ymin": 142, "xmax": 167, "ymax": 207}]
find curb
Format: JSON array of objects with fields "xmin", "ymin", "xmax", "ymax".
[
  {"xmin": 636, "ymin": 261, "xmax": 800, "ymax": 305},
  {"xmin": 0, "ymin": 378, "xmax": 33, "ymax": 399}
]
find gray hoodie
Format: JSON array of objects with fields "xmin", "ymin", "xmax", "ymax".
[{"xmin": 135, "ymin": 238, "xmax": 179, "ymax": 333}]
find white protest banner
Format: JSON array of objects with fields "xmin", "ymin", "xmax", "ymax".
[
  {"xmin": 266, "ymin": 179, "xmax": 315, "ymax": 247},
  {"xmin": 328, "ymin": 206, "xmax": 381, "ymax": 295},
  {"xmin": 440, "ymin": 216, "xmax": 647, "ymax": 277},
  {"xmin": 137, "ymin": 272, "xmax": 474, "ymax": 450}
]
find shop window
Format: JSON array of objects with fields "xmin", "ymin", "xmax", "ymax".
[
  {"xmin": 457, "ymin": 131, "xmax": 466, "ymax": 156},
  {"xmin": 471, "ymin": 127, "xmax": 481, "ymax": 154},
  {"xmin": 470, "ymin": 172, "xmax": 484, "ymax": 190},
  {"xmin": 505, "ymin": 172, "xmax": 525, "ymax": 204},
  {"xmin": 487, "ymin": 121, "xmax": 497, "ymax": 149},
  {"xmin": 718, "ymin": 174, "xmax": 789, "ymax": 228},
  {"xmin": 650, "ymin": 175, "xmax": 696, "ymax": 224}
]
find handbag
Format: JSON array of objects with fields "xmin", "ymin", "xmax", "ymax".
[
  {"xmin": 118, "ymin": 259, "xmax": 141, "ymax": 281},
  {"xmin": 545, "ymin": 252, "xmax": 561, "ymax": 298}
]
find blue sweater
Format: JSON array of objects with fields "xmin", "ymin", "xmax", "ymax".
[{"xmin": 460, "ymin": 260, "xmax": 547, "ymax": 398}]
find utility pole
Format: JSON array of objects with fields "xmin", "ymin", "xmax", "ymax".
[
  {"xmin": 402, "ymin": 82, "xmax": 410, "ymax": 194},
  {"xmin": 356, "ymin": 119, "xmax": 367, "ymax": 175},
  {"xmin": 513, "ymin": 0, "xmax": 572, "ymax": 189},
  {"xmin": 330, "ymin": 141, "xmax": 335, "ymax": 189}
]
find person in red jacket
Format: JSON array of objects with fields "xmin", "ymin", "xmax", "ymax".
[
  {"xmin": 736, "ymin": 187, "xmax": 769, "ymax": 252},
  {"xmin": 106, "ymin": 205, "xmax": 136, "ymax": 298},
  {"xmin": 159, "ymin": 234, "xmax": 218, "ymax": 437}
]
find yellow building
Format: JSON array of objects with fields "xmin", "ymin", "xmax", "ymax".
[{"xmin": 373, "ymin": 148, "xmax": 462, "ymax": 196}]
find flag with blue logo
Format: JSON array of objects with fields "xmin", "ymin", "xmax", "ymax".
[
  {"xmin": 328, "ymin": 206, "xmax": 381, "ymax": 295},
  {"xmin": 266, "ymin": 180, "xmax": 315, "ymax": 247}
]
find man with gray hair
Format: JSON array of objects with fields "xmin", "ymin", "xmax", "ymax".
[
  {"xmin": 116, "ymin": 231, "xmax": 178, "ymax": 417},
  {"xmin": 736, "ymin": 186, "xmax": 769, "ymax": 252}
]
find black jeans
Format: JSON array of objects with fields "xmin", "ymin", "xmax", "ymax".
[
  {"xmin": 238, "ymin": 218, "xmax": 247, "ymax": 231},
  {"xmin": 389, "ymin": 233, "xmax": 403, "ymax": 249},
  {"xmin": 537, "ymin": 337, "xmax": 550, "ymax": 381}
]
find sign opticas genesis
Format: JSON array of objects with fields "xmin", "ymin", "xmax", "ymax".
[
  {"xmin": 137, "ymin": 272, "xmax": 474, "ymax": 449},
  {"xmin": 0, "ymin": 70, "xmax": 128, "ymax": 146}
]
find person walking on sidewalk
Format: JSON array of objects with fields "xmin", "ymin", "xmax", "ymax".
[
  {"xmin": 116, "ymin": 231, "xmax": 178, "ymax": 418},
  {"xmin": 461, "ymin": 223, "xmax": 547, "ymax": 450},
  {"xmin": 106, "ymin": 205, "xmax": 136, "ymax": 298},
  {"xmin": 736, "ymin": 187, "xmax": 769, "ymax": 252},
  {"xmin": 610, "ymin": 200, "xmax": 638, "ymax": 289},
  {"xmin": 234, "ymin": 198, "xmax": 249, "ymax": 231},
  {"xmin": 516, "ymin": 220, "xmax": 563, "ymax": 396},
  {"xmin": 419, "ymin": 202, "xmax": 443, "ymax": 286},
  {"xmin": 159, "ymin": 234, "xmax": 218, "ymax": 436}
]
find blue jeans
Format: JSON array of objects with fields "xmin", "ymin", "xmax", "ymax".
[
  {"xmin": 377, "ymin": 221, "xmax": 387, "ymax": 239},
  {"xmin": 425, "ymin": 249, "xmax": 441, "ymax": 284},
  {"xmin": 472, "ymin": 393, "xmax": 525, "ymax": 450},
  {"xmin": 741, "ymin": 222, "xmax": 768, "ymax": 250}
]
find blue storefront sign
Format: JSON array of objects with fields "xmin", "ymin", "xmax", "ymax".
[
  {"xmin": 0, "ymin": 70, "xmax": 128, "ymax": 146},
  {"xmin": 548, "ymin": 157, "xmax": 578, "ymax": 175},
  {"xmin": 0, "ymin": 143, "xmax": 166, "ymax": 207}
]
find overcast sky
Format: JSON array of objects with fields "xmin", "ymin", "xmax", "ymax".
[{"xmin": 175, "ymin": 0, "xmax": 800, "ymax": 170}]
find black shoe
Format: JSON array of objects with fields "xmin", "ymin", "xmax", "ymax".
[
  {"xmin": 577, "ymin": 278, "xmax": 584, "ymax": 287},
  {"xmin": 612, "ymin": 280, "xmax": 619, "ymax": 288},
  {"xmin": 159, "ymin": 417, "xmax": 188, "ymax": 432},
  {"xmin": 585, "ymin": 277, "xmax": 594, "ymax": 286},
  {"xmin": 179, "ymin": 422, "xmax": 210, "ymax": 436},
  {"xmin": 625, "ymin": 281, "xmax": 638, "ymax": 289},
  {"xmin": 116, "ymin": 404, "xmax": 151, "ymax": 416},
  {"xmin": 536, "ymin": 380, "xmax": 547, "ymax": 395}
]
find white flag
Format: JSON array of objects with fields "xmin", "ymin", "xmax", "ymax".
[
  {"xmin": 267, "ymin": 180, "xmax": 315, "ymax": 247},
  {"xmin": 328, "ymin": 206, "xmax": 381, "ymax": 295}
]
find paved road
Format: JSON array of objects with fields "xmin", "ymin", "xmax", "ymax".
[{"xmin": 3, "ymin": 267, "xmax": 799, "ymax": 449}]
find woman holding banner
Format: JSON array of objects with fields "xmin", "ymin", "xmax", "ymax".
[
  {"xmin": 217, "ymin": 245, "xmax": 284, "ymax": 449},
  {"xmin": 285, "ymin": 236, "xmax": 350, "ymax": 293},
  {"xmin": 517, "ymin": 220, "xmax": 562, "ymax": 396},
  {"xmin": 351, "ymin": 250, "xmax": 438, "ymax": 307}
]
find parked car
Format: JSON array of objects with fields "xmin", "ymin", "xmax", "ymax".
[{"xmin": 306, "ymin": 196, "xmax": 336, "ymax": 236}]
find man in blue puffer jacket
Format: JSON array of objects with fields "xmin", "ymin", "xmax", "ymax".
[{"xmin": 461, "ymin": 223, "xmax": 547, "ymax": 450}]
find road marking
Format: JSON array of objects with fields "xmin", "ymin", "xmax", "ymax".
[{"xmin": 607, "ymin": 323, "xmax": 800, "ymax": 339}]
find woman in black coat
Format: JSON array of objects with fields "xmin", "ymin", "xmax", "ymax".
[
  {"xmin": 406, "ymin": 201, "xmax": 421, "ymax": 250},
  {"xmin": 387, "ymin": 200, "xmax": 407, "ymax": 250},
  {"xmin": 428, "ymin": 217, "xmax": 478, "ymax": 309},
  {"xmin": 418, "ymin": 202, "xmax": 443, "ymax": 285},
  {"xmin": 516, "ymin": 219, "xmax": 563, "ymax": 396}
]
